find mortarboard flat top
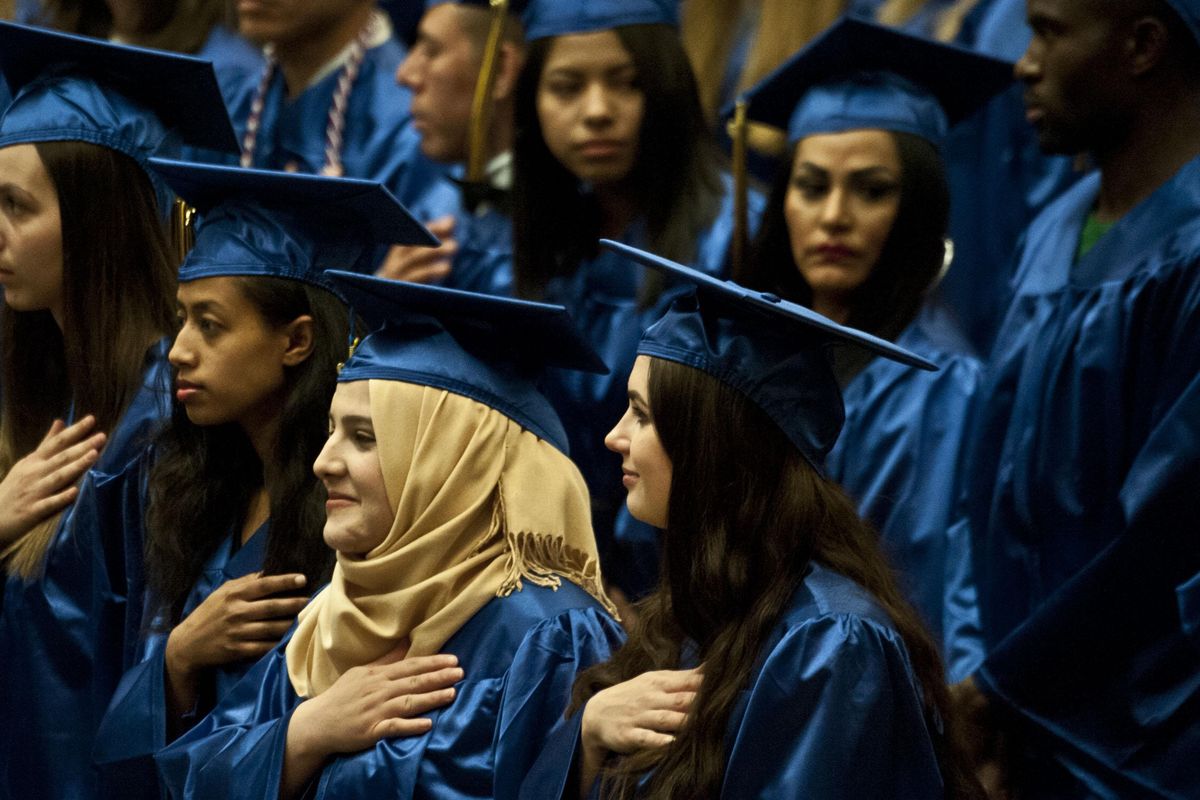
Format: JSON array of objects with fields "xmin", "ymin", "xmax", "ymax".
[
  {"xmin": 600, "ymin": 238, "xmax": 936, "ymax": 469},
  {"xmin": 1165, "ymin": 1, "xmax": 1200, "ymax": 48},
  {"xmin": 0, "ymin": 21, "xmax": 238, "ymax": 155},
  {"xmin": 328, "ymin": 270, "xmax": 607, "ymax": 454},
  {"xmin": 740, "ymin": 17, "xmax": 1012, "ymax": 145},
  {"xmin": 151, "ymin": 158, "xmax": 437, "ymax": 292},
  {"xmin": 523, "ymin": 0, "xmax": 676, "ymax": 41}
]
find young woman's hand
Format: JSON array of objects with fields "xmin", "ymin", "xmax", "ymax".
[
  {"xmin": 165, "ymin": 572, "xmax": 309, "ymax": 715},
  {"xmin": 0, "ymin": 416, "xmax": 106, "ymax": 546},
  {"xmin": 374, "ymin": 215, "xmax": 457, "ymax": 285},
  {"xmin": 578, "ymin": 668, "xmax": 702, "ymax": 793},
  {"xmin": 281, "ymin": 645, "xmax": 461, "ymax": 799}
]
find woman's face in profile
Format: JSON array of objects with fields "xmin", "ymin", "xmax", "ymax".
[
  {"xmin": 536, "ymin": 29, "xmax": 645, "ymax": 187},
  {"xmin": 605, "ymin": 356, "xmax": 672, "ymax": 529},
  {"xmin": 0, "ymin": 144, "xmax": 64, "ymax": 320},
  {"xmin": 314, "ymin": 380, "xmax": 394, "ymax": 558},
  {"xmin": 784, "ymin": 129, "xmax": 902, "ymax": 307}
]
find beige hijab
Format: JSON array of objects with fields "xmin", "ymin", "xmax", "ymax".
[{"xmin": 286, "ymin": 380, "xmax": 616, "ymax": 698}]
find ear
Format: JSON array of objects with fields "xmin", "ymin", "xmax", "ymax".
[
  {"xmin": 1128, "ymin": 15, "xmax": 1170, "ymax": 78},
  {"xmin": 491, "ymin": 40, "xmax": 526, "ymax": 103},
  {"xmin": 280, "ymin": 314, "xmax": 316, "ymax": 367}
]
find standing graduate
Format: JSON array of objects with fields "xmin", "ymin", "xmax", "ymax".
[
  {"xmin": 961, "ymin": 0, "xmax": 1200, "ymax": 795},
  {"xmin": 378, "ymin": 0, "xmax": 529, "ymax": 295},
  {"xmin": 512, "ymin": 0, "xmax": 759, "ymax": 601},
  {"xmin": 157, "ymin": 274, "xmax": 624, "ymax": 800},
  {"xmin": 737, "ymin": 17, "xmax": 1014, "ymax": 682},
  {"xmin": 522, "ymin": 241, "xmax": 980, "ymax": 799},
  {"xmin": 209, "ymin": 0, "xmax": 455, "ymax": 222},
  {"xmin": 0, "ymin": 21, "xmax": 238, "ymax": 800},
  {"xmin": 92, "ymin": 162, "xmax": 437, "ymax": 799}
]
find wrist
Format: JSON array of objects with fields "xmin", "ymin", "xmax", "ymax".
[
  {"xmin": 286, "ymin": 700, "xmax": 331, "ymax": 763},
  {"xmin": 164, "ymin": 628, "xmax": 197, "ymax": 681}
]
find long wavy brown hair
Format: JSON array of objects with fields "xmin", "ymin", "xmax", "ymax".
[
  {"xmin": 0, "ymin": 141, "xmax": 176, "ymax": 578},
  {"xmin": 570, "ymin": 357, "xmax": 981, "ymax": 799}
]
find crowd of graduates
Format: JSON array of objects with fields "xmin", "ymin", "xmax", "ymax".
[{"xmin": 0, "ymin": 0, "xmax": 1197, "ymax": 798}]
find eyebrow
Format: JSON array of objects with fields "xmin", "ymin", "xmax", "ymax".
[
  {"xmin": 795, "ymin": 163, "xmax": 898, "ymax": 179},
  {"xmin": 178, "ymin": 299, "xmax": 227, "ymax": 315},
  {"xmin": 627, "ymin": 389, "xmax": 648, "ymax": 406},
  {"xmin": 338, "ymin": 414, "xmax": 374, "ymax": 428}
]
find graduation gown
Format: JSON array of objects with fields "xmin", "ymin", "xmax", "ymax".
[
  {"xmin": 826, "ymin": 310, "xmax": 984, "ymax": 683},
  {"xmin": 93, "ymin": 525, "xmax": 270, "ymax": 800},
  {"xmin": 0, "ymin": 342, "xmax": 172, "ymax": 800},
  {"xmin": 521, "ymin": 563, "xmax": 946, "ymax": 799},
  {"xmin": 965, "ymin": 156, "xmax": 1200, "ymax": 797},
  {"xmin": 156, "ymin": 581, "xmax": 623, "ymax": 800}
]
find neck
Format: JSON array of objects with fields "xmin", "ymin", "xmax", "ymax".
[
  {"xmin": 241, "ymin": 411, "xmax": 281, "ymax": 472},
  {"xmin": 275, "ymin": 5, "xmax": 374, "ymax": 100},
  {"xmin": 107, "ymin": 0, "xmax": 171, "ymax": 37},
  {"xmin": 1094, "ymin": 83, "xmax": 1200, "ymax": 221},
  {"xmin": 240, "ymin": 486, "xmax": 270, "ymax": 545},
  {"xmin": 594, "ymin": 183, "xmax": 637, "ymax": 238},
  {"xmin": 811, "ymin": 293, "xmax": 851, "ymax": 325}
]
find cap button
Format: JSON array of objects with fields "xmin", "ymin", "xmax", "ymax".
[{"xmin": 761, "ymin": 292, "xmax": 782, "ymax": 304}]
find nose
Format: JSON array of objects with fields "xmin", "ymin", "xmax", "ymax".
[
  {"xmin": 818, "ymin": 186, "xmax": 852, "ymax": 230},
  {"xmin": 396, "ymin": 51, "xmax": 420, "ymax": 90},
  {"xmin": 1014, "ymin": 40, "xmax": 1040, "ymax": 83},
  {"xmin": 581, "ymin": 82, "xmax": 614, "ymax": 127},
  {"xmin": 604, "ymin": 410, "xmax": 632, "ymax": 456},
  {"xmin": 312, "ymin": 433, "xmax": 344, "ymax": 481},
  {"xmin": 168, "ymin": 325, "xmax": 196, "ymax": 370}
]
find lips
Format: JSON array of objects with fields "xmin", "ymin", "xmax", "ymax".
[
  {"xmin": 621, "ymin": 468, "xmax": 639, "ymax": 489},
  {"xmin": 576, "ymin": 139, "xmax": 626, "ymax": 158},
  {"xmin": 175, "ymin": 379, "xmax": 202, "ymax": 402},
  {"xmin": 325, "ymin": 490, "xmax": 357, "ymax": 510},
  {"xmin": 811, "ymin": 242, "xmax": 859, "ymax": 262}
]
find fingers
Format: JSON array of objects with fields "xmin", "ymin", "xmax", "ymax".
[
  {"xmin": 28, "ymin": 484, "xmax": 81, "ymax": 520},
  {"xmin": 240, "ymin": 596, "xmax": 311, "ymax": 621},
  {"xmin": 377, "ymin": 686, "xmax": 457, "ymax": 721},
  {"xmin": 372, "ymin": 716, "xmax": 434, "ymax": 740},
  {"xmin": 647, "ymin": 669, "xmax": 704, "ymax": 693},
  {"xmin": 233, "ymin": 619, "xmax": 296, "ymax": 641},
  {"xmin": 424, "ymin": 215, "xmax": 457, "ymax": 238},
  {"xmin": 40, "ymin": 443, "xmax": 102, "ymax": 492},
  {"xmin": 399, "ymin": 260, "xmax": 453, "ymax": 285},
  {"xmin": 240, "ymin": 573, "xmax": 308, "ymax": 600},
  {"xmin": 634, "ymin": 708, "xmax": 687, "ymax": 734},
  {"xmin": 38, "ymin": 415, "xmax": 102, "ymax": 454},
  {"xmin": 381, "ymin": 655, "xmax": 460, "ymax": 681}
]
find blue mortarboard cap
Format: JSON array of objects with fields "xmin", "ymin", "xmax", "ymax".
[
  {"xmin": 0, "ymin": 22, "xmax": 238, "ymax": 187},
  {"xmin": 150, "ymin": 159, "xmax": 438, "ymax": 295},
  {"xmin": 741, "ymin": 17, "xmax": 1012, "ymax": 146},
  {"xmin": 600, "ymin": 239, "xmax": 936, "ymax": 469},
  {"xmin": 523, "ymin": 0, "xmax": 676, "ymax": 40},
  {"xmin": 327, "ymin": 271, "xmax": 608, "ymax": 454}
]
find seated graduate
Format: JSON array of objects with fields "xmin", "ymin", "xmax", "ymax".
[
  {"xmin": 0, "ymin": 22, "xmax": 239, "ymax": 800},
  {"xmin": 156, "ymin": 272, "xmax": 625, "ymax": 800},
  {"xmin": 735, "ymin": 17, "xmax": 1015, "ymax": 682},
  {"xmin": 522, "ymin": 241, "xmax": 981, "ymax": 799},
  {"xmin": 92, "ymin": 162, "xmax": 437, "ymax": 798}
]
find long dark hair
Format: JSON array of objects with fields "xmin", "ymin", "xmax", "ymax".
[
  {"xmin": 743, "ymin": 131, "xmax": 949, "ymax": 343},
  {"xmin": 143, "ymin": 278, "xmax": 344, "ymax": 624},
  {"xmin": 0, "ymin": 141, "xmax": 176, "ymax": 578},
  {"xmin": 571, "ymin": 358, "xmax": 980, "ymax": 799},
  {"xmin": 512, "ymin": 24, "xmax": 724, "ymax": 300}
]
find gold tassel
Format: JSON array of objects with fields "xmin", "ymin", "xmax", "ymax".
[
  {"xmin": 728, "ymin": 98, "xmax": 750, "ymax": 278},
  {"xmin": 170, "ymin": 198, "xmax": 196, "ymax": 264},
  {"xmin": 467, "ymin": 0, "xmax": 510, "ymax": 183}
]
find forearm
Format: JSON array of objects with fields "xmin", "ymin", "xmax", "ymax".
[
  {"xmin": 164, "ymin": 631, "xmax": 199, "ymax": 727},
  {"xmin": 280, "ymin": 701, "xmax": 328, "ymax": 800}
]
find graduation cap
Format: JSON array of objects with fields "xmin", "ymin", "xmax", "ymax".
[
  {"xmin": 149, "ymin": 158, "xmax": 438, "ymax": 295},
  {"xmin": 1166, "ymin": 1, "xmax": 1200, "ymax": 48},
  {"xmin": 327, "ymin": 271, "xmax": 607, "ymax": 455},
  {"xmin": 523, "ymin": 0, "xmax": 677, "ymax": 41},
  {"xmin": 600, "ymin": 239, "xmax": 936, "ymax": 470},
  {"xmin": 0, "ymin": 22, "xmax": 239, "ymax": 201},
  {"xmin": 739, "ymin": 17, "xmax": 1013, "ymax": 147}
]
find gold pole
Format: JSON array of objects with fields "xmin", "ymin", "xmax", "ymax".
[
  {"xmin": 170, "ymin": 199, "xmax": 196, "ymax": 264},
  {"xmin": 728, "ymin": 98, "xmax": 749, "ymax": 278},
  {"xmin": 467, "ymin": 0, "xmax": 510, "ymax": 183}
]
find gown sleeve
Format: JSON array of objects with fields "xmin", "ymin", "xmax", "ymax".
[{"xmin": 719, "ymin": 614, "xmax": 944, "ymax": 798}]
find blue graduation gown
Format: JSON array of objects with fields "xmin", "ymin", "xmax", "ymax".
[
  {"xmin": 156, "ymin": 581, "xmax": 623, "ymax": 800},
  {"xmin": 192, "ymin": 33, "xmax": 459, "ymax": 224},
  {"xmin": 521, "ymin": 563, "xmax": 946, "ymax": 798},
  {"xmin": 965, "ymin": 156, "xmax": 1200, "ymax": 797},
  {"xmin": 826, "ymin": 310, "xmax": 984, "ymax": 683},
  {"xmin": 0, "ymin": 342, "xmax": 172, "ymax": 800},
  {"xmin": 545, "ymin": 180, "xmax": 761, "ymax": 600},
  {"xmin": 93, "ymin": 525, "xmax": 270, "ymax": 800},
  {"xmin": 935, "ymin": 0, "xmax": 1082, "ymax": 355},
  {"xmin": 1179, "ymin": 573, "xmax": 1200, "ymax": 653}
]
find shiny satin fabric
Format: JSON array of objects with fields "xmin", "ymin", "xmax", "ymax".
[
  {"xmin": 93, "ymin": 525, "xmax": 269, "ymax": 800},
  {"xmin": 156, "ymin": 582, "xmax": 622, "ymax": 799},
  {"xmin": 521, "ymin": 563, "xmax": 946, "ymax": 798},
  {"xmin": 0, "ymin": 342, "xmax": 172, "ymax": 800},
  {"xmin": 827, "ymin": 311, "xmax": 984, "ymax": 683},
  {"xmin": 966, "ymin": 157, "xmax": 1200, "ymax": 797}
]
